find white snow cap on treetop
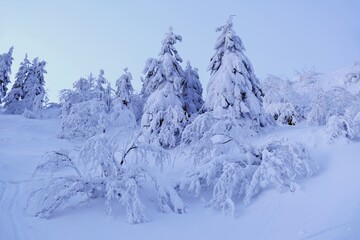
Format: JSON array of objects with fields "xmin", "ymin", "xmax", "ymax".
[{"xmin": 159, "ymin": 26, "xmax": 183, "ymax": 62}]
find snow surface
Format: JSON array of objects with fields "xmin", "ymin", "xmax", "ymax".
[{"xmin": 1, "ymin": 114, "xmax": 360, "ymax": 240}]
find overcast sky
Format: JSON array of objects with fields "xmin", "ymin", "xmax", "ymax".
[{"xmin": 1, "ymin": 0, "xmax": 359, "ymax": 102}]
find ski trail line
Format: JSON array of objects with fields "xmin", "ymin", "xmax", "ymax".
[{"xmin": 0, "ymin": 182, "xmax": 25, "ymax": 240}]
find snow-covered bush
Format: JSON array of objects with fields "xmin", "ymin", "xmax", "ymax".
[
  {"xmin": 59, "ymin": 70, "xmax": 127, "ymax": 138},
  {"xmin": 180, "ymin": 136, "xmax": 317, "ymax": 216},
  {"xmin": 180, "ymin": 140, "xmax": 259, "ymax": 216},
  {"xmin": 244, "ymin": 138, "xmax": 317, "ymax": 205},
  {"xmin": 58, "ymin": 99, "xmax": 107, "ymax": 139},
  {"xmin": 326, "ymin": 115, "xmax": 359, "ymax": 143},
  {"xmin": 344, "ymin": 62, "xmax": 360, "ymax": 85},
  {"xmin": 180, "ymin": 135, "xmax": 316, "ymax": 215},
  {"xmin": 109, "ymin": 98, "xmax": 137, "ymax": 129},
  {"xmin": 262, "ymin": 75, "xmax": 301, "ymax": 125},
  {"xmin": 307, "ymin": 87, "xmax": 357, "ymax": 126},
  {"xmin": 28, "ymin": 134, "xmax": 186, "ymax": 224}
]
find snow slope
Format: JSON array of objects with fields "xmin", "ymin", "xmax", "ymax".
[{"xmin": 0, "ymin": 114, "xmax": 360, "ymax": 240}]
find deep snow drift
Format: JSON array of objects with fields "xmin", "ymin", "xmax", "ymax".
[{"xmin": 0, "ymin": 113, "xmax": 359, "ymax": 240}]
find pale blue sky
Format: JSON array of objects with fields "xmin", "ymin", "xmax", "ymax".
[{"xmin": 1, "ymin": 0, "xmax": 359, "ymax": 102}]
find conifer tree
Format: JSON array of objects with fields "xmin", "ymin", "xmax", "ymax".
[
  {"xmin": 182, "ymin": 61, "xmax": 204, "ymax": 117},
  {"xmin": 115, "ymin": 68, "xmax": 134, "ymax": 107},
  {"xmin": 140, "ymin": 27, "xmax": 188, "ymax": 148},
  {"xmin": 205, "ymin": 17, "xmax": 266, "ymax": 128},
  {"xmin": 95, "ymin": 69, "xmax": 112, "ymax": 113},
  {"xmin": 4, "ymin": 54, "xmax": 30, "ymax": 114},
  {"xmin": 21, "ymin": 58, "xmax": 47, "ymax": 113},
  {"xmin": 0, "ymin": 47, "xmax": 14, "ymax": 103}
]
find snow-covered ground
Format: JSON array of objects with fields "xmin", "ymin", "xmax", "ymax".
[{"xmin": 1, "ymin": 114, "xmax": 359, "ymax": 240}]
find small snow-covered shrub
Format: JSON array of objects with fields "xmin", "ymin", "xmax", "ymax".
[
  {"xmin": 262, "ymin": 75, "xmax": 303, "ymax": 125},
  {"xmin": 180, "ymin": 125, "xmax": 317, "ymax": 215},
  {"xmin": 307, "ymin": 87, "xmax": 357, "ymax": 127},
  {"xmin": 58, "ymin": 99, "xmax": 107, "ymax": 139},
  {"xmin": 326, "ymin": 115, "xmax": 359, "ymax": 143},
  {"xmin": 244, "ymin": 138, "xmax": 317, "ymax": 205},
  {"xmin": 265, "ymin": 100, "xmax": 300, "ymax": 125},
  {"xmin": 109, "ymin": 98, "xmax": 137, "ymax": 129},
  {"xmin": 180, "ymin": 143, "xmax": 259, "ymax": 216},
  {"xmin": 29, "ymin": 134, "xmax": 186, "ymax": 224},
  {"xmin": 344, "ymin": 63, "xmax": 360, "ymax": 85}
]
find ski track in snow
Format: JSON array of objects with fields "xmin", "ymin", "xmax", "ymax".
[{"xmin": 0, "ymin": 181, "xmax": 26, "ymax": 240}]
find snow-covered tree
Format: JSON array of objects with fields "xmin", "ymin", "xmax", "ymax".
[
  {"xmin": 0, "ymin": 47, "xmax": 14, "ymax": 103},
  {"xmin": 182, "ymin": 61, "xmax": 204, "ymax": 117},
  {"xmin": 29, "ymin": 134, "xmax": 186, "ymax": 224},
  {"xmin": 21, "ymin": 58, "xmax": 48, "ymax": 116},
  {"xmin": 94, "ymin": 69, "xmax": 112, "ymax": 113},
  {"xmin": 205, "ymin": 17, "xmax": 267, "ymax": 128},
  {"xmin": 4, "ymin": 54, "xmax": 30, "ymax": 114},
  {"xmin": 139, "ymin": 27, "xmax": 188, "ymax": 148},
  {"xmin": 115, "ymin": 68, "xmax": 134, "ymax": 107},
  {"xmin": 110, "ymin": 68, "xmax": 138, "ymax": 128},
  {"xmin": 262, "ymin": 75, "xmax": 301, "ymax": 125},
  {"xmin": 178, "ymin": 18, "xmax": 317, "ymax": 216},
  {"xmin": 58, "ymin": 99, "xmax": 107, "ymax": 139},
  {"xmin": 179, "ymin": 135, "xmax": 317, "ymax": 215},
  {"xmin": 306, "ymin": 87, "xmax": 357, "ymax": 127},
  {"xmin": 59, "ymin": 74, "xmax": 95, "ymax": 115}
]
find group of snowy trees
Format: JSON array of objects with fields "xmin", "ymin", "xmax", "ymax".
[
  {"xmin": 0, "ymin": 48, "xmax": 48, "ymax": 116},
  {"xmin": 25, "ymin": 17, "xmax": 323, "ymax": 223},
  {"xmin": 262, "ymin": 64, "xmax": 360, "ymax": 143}
]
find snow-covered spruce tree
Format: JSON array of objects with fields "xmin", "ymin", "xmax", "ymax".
[
  {"xmin": 182, "ymin": 61, "xmax": 204, "ymax": 117},
  {"xmin": 116, "ymin": 68, "xmax": 143, "ymax": 123},
  {"xmin": 115, "ymin": 68, "xmax": 133, "ymax": 107},
  {"xmin": 4, "ymin": 54, "xmax": 30, "ymax": 114},
  {"xmin": 94, "ymin": 69, "xmax": 112, "ymax": 113},
  {"xmin": 140, "ymin": 27, "xmax": 189, "ymax": 148},
  {"xmin": 29, "ymin": 134, "xmax": 186, "ymax": 224},
  {"xmin": 205, "ymin": 17, "xmax": 267, "ymax": 128},
  {"xmin": 109, "ymin": 68, "xmax": 137, "ymax": 128},
  {"xmin": 181, "ymin": 17, "xmax": 270, "ymax": 165},
  {"xmin": 178, "ymin": 17, "xmax": 316, "ymax": 216},
  {"xmin": 0, "ymin": 47, "xmax": 14, "ymax": 103},
  {"xmin": 21, "ymin": 57, "xmax": 48, "ymax": 117}
]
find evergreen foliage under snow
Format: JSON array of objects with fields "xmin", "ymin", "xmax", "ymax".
[
  {"xmin": 139, "ymin": 27, "xmax": 188, "ymax": 148},
  {"xmin": 0, "ymin": 47, "xmax": 14, "ymax": 103}
]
